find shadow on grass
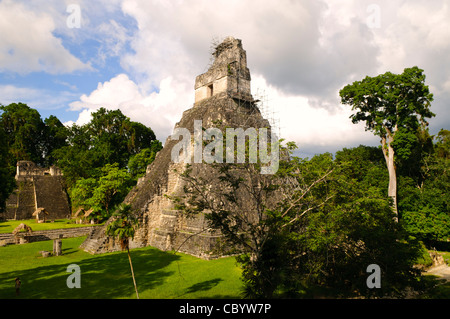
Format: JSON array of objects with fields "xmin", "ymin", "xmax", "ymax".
[
  {"xmin": 0, "ymin": 248, "xmax": 180, "ymax": 299},
  {"xmin": 60, "ymin": 247, "xmax": 79, "ymax": 256},
  {"xmin": 185, "ymin": 278, "xmax": 223, "ymax": 294},
  {"xmin": 175, "ymin": 278, "xmax": 224, "ymax": 298},
  {"xmin": 419, "ymin": 275, "xmax": 450, "ymax": 299}
]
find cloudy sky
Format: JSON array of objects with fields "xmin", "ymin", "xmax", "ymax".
[{"xmin": 0, "ymin": 0, "xmax": 448, "ymax": 158}]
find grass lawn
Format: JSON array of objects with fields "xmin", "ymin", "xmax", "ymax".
[
  {"xmin": 1, "ymin": 235, "xmax": 448, "ymax": 299},
  {"xmin": 0, "ymin": 219, "xmax": 98, "ymax": 233},
  {"xmin": 0, "ymin": 236, "xmax": 243, "ymax": 299}
]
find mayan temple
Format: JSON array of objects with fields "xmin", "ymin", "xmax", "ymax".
[
  {"xmin": 81, "ymin": 37, "xmax": 277, "ymax": 258},
  {"xmin": 3, "ymin": 161, "xmax": 71, "ymax": 221}
]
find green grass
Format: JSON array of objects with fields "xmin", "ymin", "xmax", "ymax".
[
  {"xmin": 417, "ymin": 275, "xmax": 450, "ymax": 299},
  {"xmin": 2, "ymin": 235, "xmax": 447, "ymax": 299},
  {"xmin": 0, "ymin": 219, "xmax": 98, "ymax": 234},
  {"xmin": 0, "ymin": 236, "xmax": 243, "ymax": 299}
]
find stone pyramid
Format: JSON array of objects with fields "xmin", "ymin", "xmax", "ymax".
[
  {"xmin": 3, "ymin": 161, "xmax": 70, "ymax": 221},
  {"xmin": 81, "ymin": 37, "xmax": 277, "ymax": 259}
]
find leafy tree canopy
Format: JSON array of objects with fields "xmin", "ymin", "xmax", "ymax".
[
  {"xmin": 0, "ymin": 126, "xmax": 16, "ymax": 214},
  {"xmin": 54, "ymin": 107, "xmax": 159, "ymax": 187},
  {"xmin": 71, "ymin": 163, "xmax": 135, "ymax": 222},
  {"xmin": 339, "ymin": 66, "xmax": 435, "ymax": 217},
  {"xmin": 173, "ymin": 144, "xmax": 423, "ymax": 298},
  {"xmin": 340, "ymin": 66, "xmax": 434, "ymax": 137},
  {"xmin": 0, "ymin": 103, "xmax": 70, "ymax": 168}
]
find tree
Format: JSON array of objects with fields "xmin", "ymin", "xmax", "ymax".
[
  {"xmin": 42, "ymin": 115, "xmax": 69, "ymax": 167},
  {"xmin": 391, "ymin": 124, "xmax": 434, "ymax": 188},
  {"xmin": 434, "ymin": 129, "xmax": 449, "ymax": 159},
  {"xmin": 54, "ymin": 108, "xmax": 159, "ymax": 186},
  {"xmin": 399, "ymin": 129, "xmax": 450, "ymax": 244},
  {"xmin": 106, "ymin": 204, "xmax": 140, "ymax": 299},
  {"xmin": 0, "ymin": 103, "xmax": 46, "ymax": 167},
  {"xmin": 92, "ymin": 164, "xmax": 134, "ymax": 217},
  {"xmin": 171, "ymin": 138, "xmax": 301, "ymax": 297},
  {"xmin": 53, "ymin": 124, "xmax": 93, "ymax": 187},
  {"xmin": 339, "ymin": 66, "xmax": 435, "ymax": 218},
  {"xmin": 314, "ymin": 150, "xmax": 422, "ymax": 297},
  {"xmin": 172, "ymin": 143, "xmax": 423, "ymax": 298},
  {"xmin": 0, "ymin": 103, "xmax": 70, "ymax": 169},
  {"xmin": 127, "ymin": 140, "xmax": 163, "ymax": 179},
  {"xmin": 334, "ymin": 145, "xmax": 387, "ymax": 190},
  {"xmin": 70, "ymin": 163, "xmax": 134, "ymax": 222},
  {"xmin": 88, "ymin": 108, "xmax": 157, "ymax": 168},
  {"xmin": 70, "ymin": 178, "xmax": 98, "ymax": 212},
  {"xmin": 0, "ymin": 126, "xmax": 16, "ymax": 216}
]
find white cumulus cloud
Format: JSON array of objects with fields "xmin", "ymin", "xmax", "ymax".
[
  {"xmin": 0, "ymin": 0, "xmax": 91, "ymax": 74},
  {"xmin": 69, "ymin": 73, "xmax": 193, "ymax": 141}
]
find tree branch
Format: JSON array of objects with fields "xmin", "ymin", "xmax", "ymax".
[
  {"xmin": 281, "ymin": 169, "xmax": 333, "ymax": 218},
  {"xmin": 281, "ymin": 195, "xmax": 334, "ymax": 228}
]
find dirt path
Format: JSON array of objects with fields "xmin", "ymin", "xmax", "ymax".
[{"xmin": 426, "ymin": 264, "xmax": 450, "ymax": 282}]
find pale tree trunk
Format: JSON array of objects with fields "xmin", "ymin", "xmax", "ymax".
[
  {"xmin": 381, "ymin": 131, "xmax": 398, "ymax": 222},
  {"xmin": 127, "ymin": 247, "xmax": 140, "ymax": 299}
]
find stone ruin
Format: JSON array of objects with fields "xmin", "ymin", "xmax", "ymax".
[
  {"xmin": 195, "ymin": 36, "xmax": 253, "ymax": 103},
  {"xmin": 2, "ymin": 160, "xmax": 71, "ymax": 221},
  {"xmin": 80, "ymin": 36, "xmax": 280, "ymax": 259}
]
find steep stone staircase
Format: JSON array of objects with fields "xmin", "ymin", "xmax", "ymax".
[
  {"xmin": 9, "ymin": 180, "xmax": 35, "ymax": 220},
  {"xmin": 79, "ymin": 224, "xmax": 109, "ymax": 254},
  {"xmin": 34, "ymin": 176, "xmax": 70, "ymax": 219}
]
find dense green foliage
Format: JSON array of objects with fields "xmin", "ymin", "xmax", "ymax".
[
  {"xmin": 53, "ymin": 107, "xmax": 161, "ymax": 187},
  {"xmin": 127, "ymin": 140, "xmax": 162, "ymax": 179},
  {"xmin": 70, "ymin": 164, "xmax": 136, "ymax": 222},
  {"xmin": 399, "ymin": 129, "xmax": 449, "ymax": 245},
  {"xmin": 0, "ymin": 126, "xmax": 16, "ymax": 214},
  {"xmin": 175, "ymin": 143, "xmax": 436, "ymax": 298},
  {"xmin": 0, "ymin": 104, "xmax": 162, "ymax": 222}
]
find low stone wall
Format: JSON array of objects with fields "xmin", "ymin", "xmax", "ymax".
[{"xmin": 0, "ymin": 226, "xmax": 99, "ymax": 246}]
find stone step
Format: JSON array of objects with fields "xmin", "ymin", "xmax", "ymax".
[
  {"xmin": 79, "ymin": 224, "xmax": 111, "ymax": 254},
  {"xmin": 161, "ymin": 209, "xmax": 180, "ymax": 217}
]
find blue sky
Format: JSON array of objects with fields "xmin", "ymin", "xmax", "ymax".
[{"xmin": 1, "ymin": 0, "xmax": 449, "ymax": 158}]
